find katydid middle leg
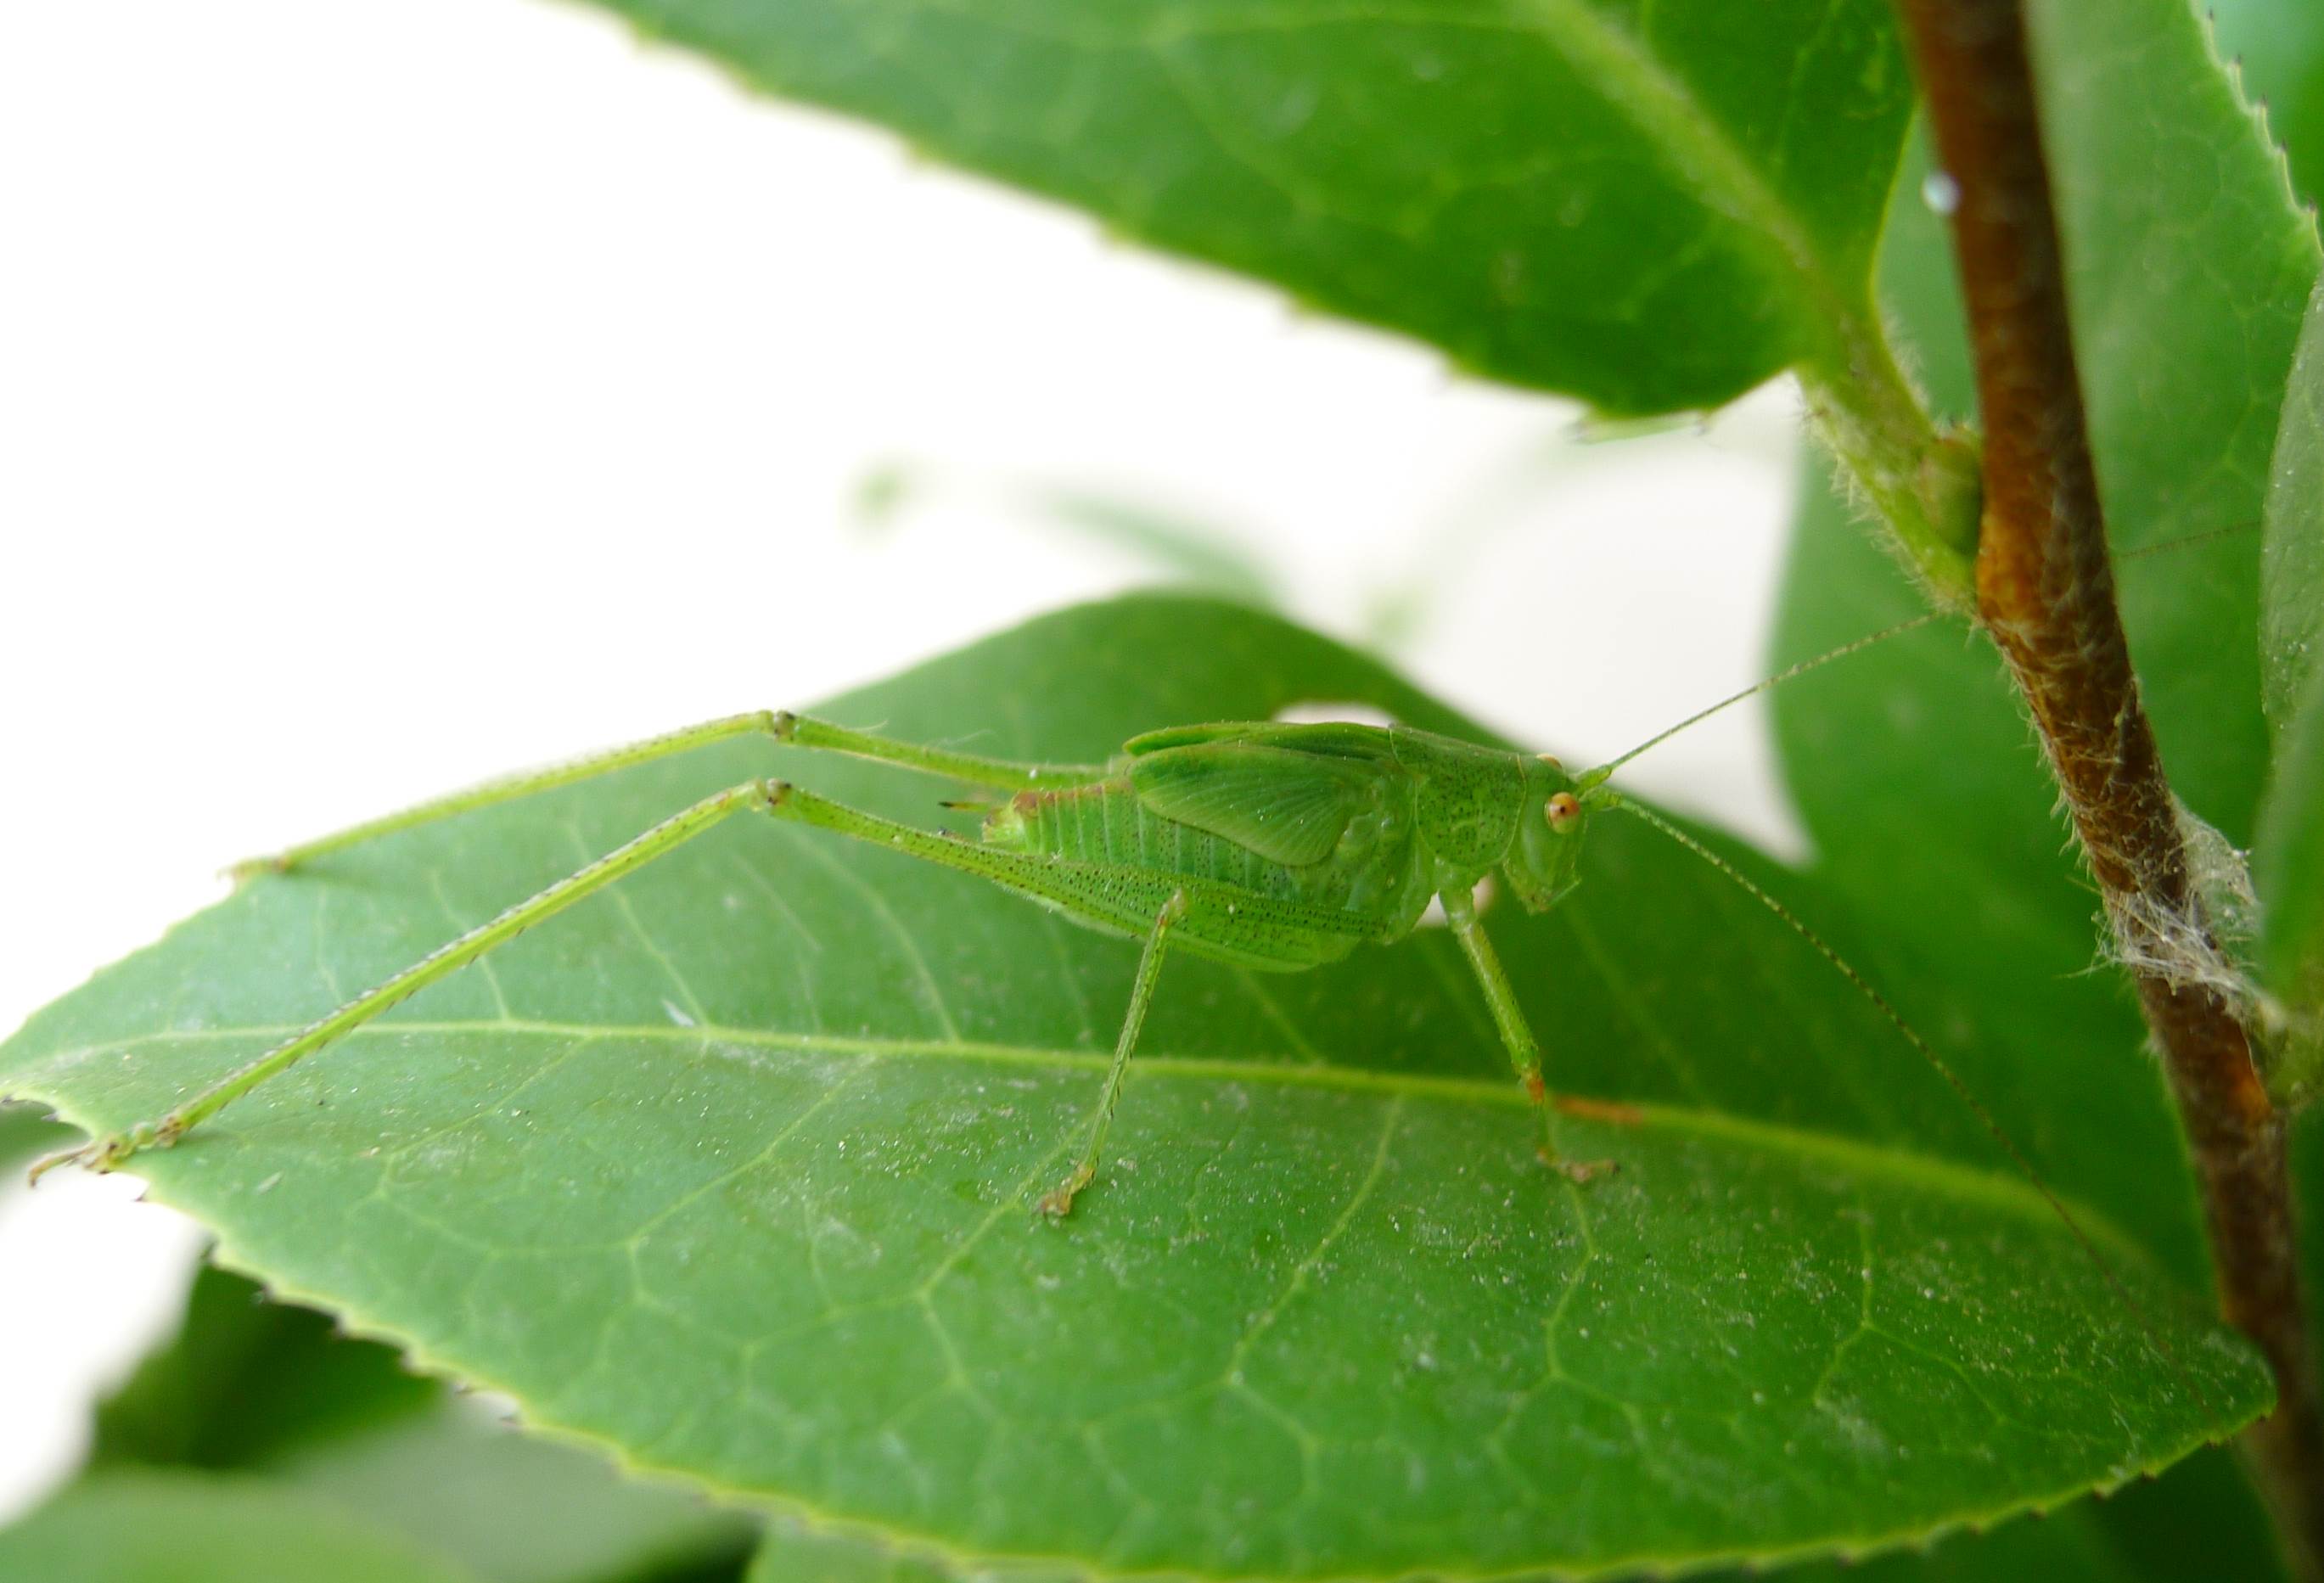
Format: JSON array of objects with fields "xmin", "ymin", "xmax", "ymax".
[
  {"xmin": 1441, "ymin": 888, "xmax": 1613, "ymax": 1184},
  {"xmin": 1036, "ymin": 892, "xmax": 1186, "ymax": 1218},
  {"xmin": 757, "ymin": 786, "xmax": 1203, "ymax": 1216}
]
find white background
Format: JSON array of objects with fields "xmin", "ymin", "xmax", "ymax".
[{"xmin": 0, "ymin": 0, "xmax": 1799, "ymax": 1520}]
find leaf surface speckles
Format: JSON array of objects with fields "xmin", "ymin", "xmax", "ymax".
[{"xmin": 0, "ymin": 598, "xmax": 2265, "ymax": 1578}]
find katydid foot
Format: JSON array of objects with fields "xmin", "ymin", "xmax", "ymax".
[
  {"xmin": 26, "ymin": 1119, "xmax": 176, "ymax": 1184},
  {"xmin": 1036, "ymin": 1163, "xmax": 1096, "ymax": 1218},
  {"xmin": 1544, "ymin": 1151, "xmax": 1617, "ymax": 1184}
]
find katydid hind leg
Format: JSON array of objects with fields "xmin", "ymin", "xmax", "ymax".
[
  {"xmin": 1441, "ymin": 889, "xmax": 1614, "ymax": 1184},
  {"xmin": 233, "ymin": 711, "xmax": 1100, "ymax": 879},
  {"xmin": 41, "ymin": 765, "xmax": 1198, "ymax": 1204},
  {"xmin": 773, "ymin": 714, "xmax": 1103, "ymax": 792},
  {"xmin": 233, "ymin": 712, "xmax": 795, "ymax": 878},
  {"xmin": 1037, "ymin": 892, "xmax": 1187, "ymax": 1218},
  {"xmin": 32, "ymin": 779, "xmax": 793, "ymax": 1182}
]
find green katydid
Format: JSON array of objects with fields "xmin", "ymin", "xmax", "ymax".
[
  {"xmin": 30, "ymin": 614, "xmax": 1986, "ymax": 1221},
  {"xmin": 34, "ymin": 518, "xmax": 2257, "ymax": 1226}
]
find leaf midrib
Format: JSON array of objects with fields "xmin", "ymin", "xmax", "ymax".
[
  {"xmin": 704, "ymin": 0, "xmax": 1863, "ymax": 378},
  {"xmin": 25, "ymin": 1019, "xmax": 2153, "ymax": 1257},
  {"xmin": 1518, "ymin": 0, "xmax": 1859, "ymax": 351}
]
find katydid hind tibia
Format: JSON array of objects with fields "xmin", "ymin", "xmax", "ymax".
[{"xmin": 31, "ymin": 608, "xmax": 2091, "ymax": 1242}]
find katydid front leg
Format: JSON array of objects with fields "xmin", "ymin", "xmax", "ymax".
[{"xmin": 1440, "ymin": 887, "xmax": 1614, "ymax": 1185}]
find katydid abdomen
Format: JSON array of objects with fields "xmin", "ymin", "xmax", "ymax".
[
  {"xmin": 980, "ymin": 774, "xmax": 1433, "ymax": 953},
  {"xmin": 772, "ymin": 778, "xmax": 1377, "ymax": 979}
]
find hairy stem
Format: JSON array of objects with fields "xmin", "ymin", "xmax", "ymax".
[
  {"xmin": 1894, "ymin": 0, "xmax": 2323, "ymax": 1569},
  {"xmin": 1797, "ymin": 315, "xmax": 1982, "ymax": 606}
]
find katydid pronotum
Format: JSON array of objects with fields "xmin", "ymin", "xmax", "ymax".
[{"xmin": 30, "ymin": 609, "xmax": 2030, "ymax": 1226}]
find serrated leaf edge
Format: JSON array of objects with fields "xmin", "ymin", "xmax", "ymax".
[{"xmin": 11, "ymin": 1034, "xmax": 2265, "ymax": 1583}]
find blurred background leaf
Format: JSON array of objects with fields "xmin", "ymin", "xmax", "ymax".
[
  {"xmin": 0, "ymin": 1471, "xmax": 486, "ymax": 1583},
  {"xmin": 2214, "ymin": 0, "xmax": 2324, "ymax": 207},
  {"xmin": 2, "ymin": 1259, "xmax": 755, "ymax": 1583},
  {"xmin": 0, "ymin": 1104, "xmax": 66, "ymax": 1173}
]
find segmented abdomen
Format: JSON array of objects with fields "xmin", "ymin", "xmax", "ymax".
[
  {"xmin": 987, "ymin": 779, "xmax": 1288, "ymax": 893},
  {"xmin": 980, "ymin": 777, "xmax": 1426, "ymax": 944}
]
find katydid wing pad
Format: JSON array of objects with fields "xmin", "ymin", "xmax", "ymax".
[
  {"xmin": 1127, "ymin": 742, "xmax": 1384, "ymax": 866},
  {"xmin": 1123, "ymin": 721, "xmax": 1399, "ymax": 761}
]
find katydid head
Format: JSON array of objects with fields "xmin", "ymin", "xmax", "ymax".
[{"xmin": 1499, "ymin": 755, "xmax": 1592, "ymax": 912}]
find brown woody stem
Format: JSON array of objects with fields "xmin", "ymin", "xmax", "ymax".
[{"xmin": 1895, "ymin": 0, "xmax": 2323, "ymax": 1569}]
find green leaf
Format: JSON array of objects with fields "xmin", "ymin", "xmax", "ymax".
[
  {"xmin": 2258, "ymin": 278, "xmax": 2324, "ymax": 1097},
  {"xmin": 0, "ymin": 1100, "xmax": 66, "ymax": 1170},
  {"xmin": 2211, "ymin": 0, "xmax": 2324, "ymax": 206},
  {"xmin": 0, "ymin": 1469, "xmax": 483, "ymax": 1583},
  {"xmin": 0, "ymin": 598, "xmax": 2265, "ymax": 1579},
  {"xmin": 583, "ymin": 0, "xmax": 1912, "ymax": 418},
  {"xmin": 736, "ymin": 1441, "xmax": 2291, "ymax": 1583},
  {"xmin": 92, "ymin": 1261, "xmax": 438, "ymax": 1470},
  {"xmin": 1027, "ymin": 489, "xmax": 1283, "ymax": 612},
  {"xmin": 1765, "ymin": 5, "xmax": 2319, "ymax": 1569},
  {"xmin": 1788, "ymin": 1447, "xmax": 2286, "ymax": 1583},
  {"xmin": 2029, "ymin": 0, "xmax": 2319, "ymax": 838},
  {"xmin": 1770, "ymin": 0, "xmax": 2320, "ymax": 1261},
  {"xmin": 82, "ymin": 1263, "xmax": 754, "ymax": 1583},
  {"xmin": 2265, "ymin": 278, "xmax": 2324, "ymax": 727},
  {"xmin": 745, "ymin": 1521, "xmax": 1072, "ymax": 1582},
  {"xmin": 1776, "ymin": 0, "xmax": 2318, "ymax": 872},
  {"xmin": 2257, "ymin": 660, "xmax": 2324, "ymax": 1100},
  {"xmin": 267, "ymin": 1403, "xmax": 755, "ymax": 1583}
]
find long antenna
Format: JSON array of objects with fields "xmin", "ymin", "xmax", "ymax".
[
  {"xmin": 1581, "ymin": 613, "xmax": 1944, "ymax": 787},
  {"xmin": 1581, "ymin": 514, "xmax": 2263, "ymax": 789},
  {"xmin": 1604, "ymin": 794, "xmax": 2212, "ymax": 1420},
  {"xmin": 2115, "ymin": 515, "xmax": 2260, "ymax": 563}
]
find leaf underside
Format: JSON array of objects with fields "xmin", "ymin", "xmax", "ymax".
[
  {"xmin": 578, "ymin": 0, "xmax": 1913, "ymax": 415},
  {"xmin": 2259, "ymin": 280, "xmax": 2324, "ymax": 1093},
  {"xmin": 0, "ymin": 597, "xmax": 2265, "ymax": 1580},
  {"xmin": 2263, "ymin": 278, "xmax": 2324, "ymax": 728}
]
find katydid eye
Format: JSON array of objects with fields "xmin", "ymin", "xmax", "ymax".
[{"xmin": 1546, "ymin": 793, "xmax": 1580, "ymax": 833}]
